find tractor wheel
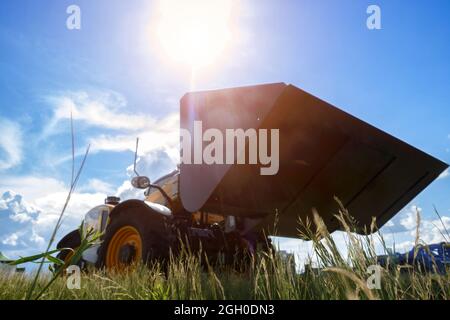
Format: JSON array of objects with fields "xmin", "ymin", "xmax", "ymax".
[
  {"xmin": 96, "ymin": 206, "xmax": 174, "ymax": 270},
  {"xmin": 55, "ymin": 229, "xmax": 82, "ymax": 271}
]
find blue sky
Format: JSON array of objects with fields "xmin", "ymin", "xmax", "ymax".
[{"xmin": 0, "ymin": 0, "xmax": 449, "ymax": 265}]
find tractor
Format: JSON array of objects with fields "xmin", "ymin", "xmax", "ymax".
[{"xmin": 56, "ymin": 83, "xmax": 448, "ymax": 270}]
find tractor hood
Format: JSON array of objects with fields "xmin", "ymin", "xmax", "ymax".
[{"xmin": 179, "ymin": 83, "xmax": 448, "ymax": 238}]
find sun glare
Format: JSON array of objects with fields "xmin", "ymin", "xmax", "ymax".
[{"xmin": 156, "ymin": 0, "xmax": 234, "ymax": 69}]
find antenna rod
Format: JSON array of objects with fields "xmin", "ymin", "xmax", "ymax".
[{"xmin": 134, "ymin": 137, "xmax": 140, "ymax": 176}]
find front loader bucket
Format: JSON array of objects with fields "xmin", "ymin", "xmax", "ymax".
[{"xmin": 179, "ymin": 83, "xmax": 448, "ymax": 239}]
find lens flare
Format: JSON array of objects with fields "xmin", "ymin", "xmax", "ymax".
[{"xmin": 156, "ymin": 0, "xmax": 234, "ymax": 69}]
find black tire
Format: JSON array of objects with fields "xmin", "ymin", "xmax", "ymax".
[
  {"xmin": 96, "ymin": 206, "xmax": 174, "ymax": 269},
  {"xmin": 55, "ymin": 229, "xmax": 82, "ymax": 270}
]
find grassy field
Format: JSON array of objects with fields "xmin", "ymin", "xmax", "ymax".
[
  {"xmin": 1, "ymin": 256, "xmax": 449, "ymax": 300},
  {"xmin": 1, "ymin": 210, "xmax": 449, "ymax": 300}
]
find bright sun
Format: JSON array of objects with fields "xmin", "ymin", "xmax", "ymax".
[{"xmin": 156, "ymin": 0, "xmax": 234, "ymax": 69}]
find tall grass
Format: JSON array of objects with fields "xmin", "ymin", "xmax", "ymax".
[
  {"xmin": 6, "ymin": 114, "xmax": 93, "ymax": 300},
  {"xmin": 2, "ymin": 205, "xmax": 449, "ymax": 300}
]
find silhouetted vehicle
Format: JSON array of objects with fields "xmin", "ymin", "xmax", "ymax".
[{"xmin": 56, "ymin": 83, "xmax": 448, "ymax": 270}]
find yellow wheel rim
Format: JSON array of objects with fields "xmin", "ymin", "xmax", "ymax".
[{"xmin": 106, "ymin": 226, "xmax": 142, "ymax": 269}]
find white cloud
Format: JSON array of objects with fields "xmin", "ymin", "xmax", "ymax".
[
  {"xmin": 117, "ymin": 149, "xmax": 178, "ymax": 201},
  {"xmin": 385, "ymin": 220, "xmax": 395, "ymax": 227},
  {"xmin": 116, "ymin": 180, "xmax": 145, "ymax": 201},
  {"xmin": 0, "ymin": 117, "xmax": 22, "ymax": 170},
  {"xmin": 88, "ymin": 112, "xmax": 179, "ymax": 160},
  {"xmin": 0, "ymin": 191, "xmax": 39, "ymax": 223},
  {"xmin": 71, "ymin": 93, "xmax": 180, "ymax": 201},
  {"xmin": 0, "ymin": 191, "xmax": 42, "ymax": 251},
  {"xmin": 399, "ymin": 206, "xmax": 422, "ymax": 230},
  {"xmin": 395, "ymin": 206, "xmax": 450, "ymax": 245},
  {"xmin": 392, "ymin": 240, "xmax": 415, "ymax": 253},
  {"xmin": 438, "ymin": 168, "xmax": 449, "ymax": 180},
  {"xmin": 381, "ymin": 205, "xmax": 450, "ymax": 251},
  {"xmin": 0, "ymin": 176, "xmax": 66, "ymax": 202},
  {"xmin": 2, "ymin": 232, "xmax": 19, "ymax": 246},
  {"xmin": 33, "ymin": 191, "xmax": 106, "ymax": 234},
  {"xmin": 30, "ymin": 231, "xmax": 45, "ymax": 246},
  {"xmin": 0, "ymin": 187, "xmax": 107, "ymax": 260},
  {"xmin": 413, "ymin": 215, "xmax": 450, "ymax": 244},
  {"xmin": 42, "ymin": 90, "xmax": 180, "ymax": 168},
  {"xmin": 79, "ymin": 178, "xmax": 114, "ymax": 194},
  {"xmin": 47, "ymin": 91, "xmax": 152, "ymax": 131}
]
